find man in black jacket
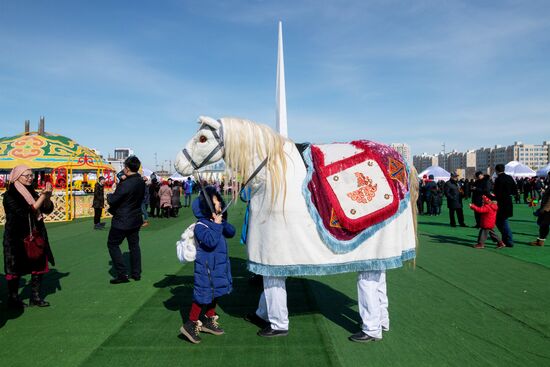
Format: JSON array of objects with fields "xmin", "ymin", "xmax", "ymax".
[
  {"xmin": 106, "ymin": 156, "xmax": 146, "ymax": 284},
  {"xmin": 493, "ymin": 164, "xmax": 518, "ymax": 247},
  {"xmin": 444, "ymin": 173, "xmax": 466, "ymax": 227}
]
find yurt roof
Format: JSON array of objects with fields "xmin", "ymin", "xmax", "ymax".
[{"xmin": 0, "ymin": 131, "xmax": 113, "ymax": 171}]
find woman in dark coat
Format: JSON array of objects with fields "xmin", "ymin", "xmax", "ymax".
[
  {"xmin": 3, "ymin": 165, "xmax": 55, "ymax": 308},
  {"xmin": 170, "ymin": 181, "xmax": 182, "ymax": 217}
]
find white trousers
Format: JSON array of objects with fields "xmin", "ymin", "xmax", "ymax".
[
  {"xmin": 256, "ymin": 276, "xmax": 289, "ymax": 330},
  {"xmin": 357, "ymin": 270, "xmax": 389, "ymax": 338}
]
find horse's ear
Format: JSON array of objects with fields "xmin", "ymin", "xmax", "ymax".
[{"xmin": 198, "ymin": 116, "xmax": 221, "ymax": 130}]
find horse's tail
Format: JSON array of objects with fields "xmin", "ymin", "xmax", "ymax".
[{"xmin": 409, "ymin": 166, "xmax": 419, "ymax": 266}]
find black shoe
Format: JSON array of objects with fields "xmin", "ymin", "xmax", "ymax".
[
  {"xmin": 180, "ymin": 320, "xmax": 202, "ymax": 344},
  {"xmin": 450, "ymin": 224, "xmax": 457, "ymax": 227},
  {"xmin": 130, "ymin": 275, "xmax": 141, "ymax": 281},
  {"xmin": 201, "ymin": 315, "xmax": 224, "ymax": 335},
  {"xmin": 244, "ymin": 312, "xmax": 270, "ymax": 329},
  {"xmin": 459, "ymin": 223, "xmax": 467, "ymax": 227},
  {"xmin": 94, "ymin": 224, "xmax": 103, "ymax": 230},
  {"xmin": 110, "ymin": 276, "xmax": 130, "ymax": 284},
  {"xmin": 349, "ymin": 331, "xmax": 382, "ymax": 343},
  {"xmin": 99, "ymin": 223, "xmax": 106, "ymax": 227},
  {"xmin": 257, "ymin": 326, "xmax": 288, "ymax": 337},
  {"xmin": 29, "ymin": 298, "xmax": 50, "ymax": 307}
]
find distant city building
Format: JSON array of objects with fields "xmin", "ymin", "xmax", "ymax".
[
  {"xmin": 390, "ymin": 143, "xmax": 412, "ymax": 167},
  {"xmin": 513, "ymin": 141, "xmax": 550, "ymax": 171},
  {"xmin": 106, "ymin": 147, "xmax": 135, "ymax": 172},
  {"xmin": 413, "ymin": 153, "xmax": 438, "ymax": 173},
  {"xmin": 475, "ymin": 148, "xmax": 492, "ymax": 174},
  {"xmin": 415, "ymin": 140, "xmax": 550, "ymax": 178},
  {"xmin": 200, "ymin": 161, "xmax": 226, "ymax": 172},
  {"xmin": 112, "ymin": 148, "xmax": 134, "ymax": 161}
]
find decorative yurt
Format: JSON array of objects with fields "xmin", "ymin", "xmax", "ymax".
[{"xmin": 0, "ymin": 118, "xmax": 115, "ymax": 224}]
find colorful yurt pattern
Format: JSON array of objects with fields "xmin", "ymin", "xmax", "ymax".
[{"xmin": 0, "ymin": 132, "xmax": 111, "ymax": 170}]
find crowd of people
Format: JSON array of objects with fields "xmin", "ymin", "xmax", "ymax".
[{"xmin": 417, "ymin": 164, "xmax": 550, "ymax": 248}]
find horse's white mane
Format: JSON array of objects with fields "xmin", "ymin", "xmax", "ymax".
[{"xmin": 221, "ymin": 117, "xmax": 288, "ymax": 206}]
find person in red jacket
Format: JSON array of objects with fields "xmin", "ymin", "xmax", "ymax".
[{"xmin": 469, "ymin": 195, "xmax": 506, "ymax": 249}]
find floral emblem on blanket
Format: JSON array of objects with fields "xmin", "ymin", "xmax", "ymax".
[{"xmin": 346, "ymin": 172, "xmax": 378, "ymax": 204}]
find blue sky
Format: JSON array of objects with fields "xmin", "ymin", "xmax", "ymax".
[{"xmin": 1, "ymin": 0, "xmax": 550, "ymax": 170}]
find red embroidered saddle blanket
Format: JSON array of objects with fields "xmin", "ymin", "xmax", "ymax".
[{"xmin": 307, "ymin": 140, "xmax": 409, "ymax": 239}]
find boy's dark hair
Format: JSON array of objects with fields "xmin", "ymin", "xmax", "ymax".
[
  {"xmin": 198, "ymin": 186, "xmax": 227, "ymax": 221},
  {"xmin": 495, "ymin": 164, "xmax": 505, "ymax": 173},
  {"xmin": 124, "ymin": 155, "xmax": 141, "ymax": 173}
]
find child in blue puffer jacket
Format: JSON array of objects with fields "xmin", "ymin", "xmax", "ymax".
[{"xmin": 180, "ymin": 186, "xmax": 235, "ymax": 344}]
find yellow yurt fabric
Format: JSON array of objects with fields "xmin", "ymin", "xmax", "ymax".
[{"xmin": 0, "ymin": 131, "xmax": 112, "ymax": 171}]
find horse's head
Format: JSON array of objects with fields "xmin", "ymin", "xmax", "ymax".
[{"xmin": 175, "ymin": 116, "xmax": 224, "ymax": 175}]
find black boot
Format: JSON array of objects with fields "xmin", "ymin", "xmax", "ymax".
[
  {"xmin": 7, "ymin": 278, "xmax": 26, "ymax": 309},
  {"xmin": 29, "ymin": 274, "xmax": 50, "ymax": 307}
]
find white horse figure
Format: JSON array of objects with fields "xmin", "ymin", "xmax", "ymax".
[{"xmin": 175, "ymin": 116, "xmax": 418, "ymax": 277}]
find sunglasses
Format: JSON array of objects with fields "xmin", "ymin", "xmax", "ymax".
[{"xmin": 20, "ymin": 174, "xmax": 34, "ymax": 178}]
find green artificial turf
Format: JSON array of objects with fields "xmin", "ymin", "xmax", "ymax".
[{"xmin": 1, "ymin": 199, "xmax": 550, "ymax": 367}]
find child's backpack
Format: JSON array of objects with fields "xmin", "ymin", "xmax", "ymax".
[{"xmin": 176, "ymin": 223, "xmax": 197, "ymax": 263}]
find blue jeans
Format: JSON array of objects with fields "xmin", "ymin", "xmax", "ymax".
[
  {"xmin": 496, "ymin": 217, "xmax": 513, "ymax": 246},
  {"xmin": 141, "ymin": 203, "xmax": 149, "ymax": 220}
]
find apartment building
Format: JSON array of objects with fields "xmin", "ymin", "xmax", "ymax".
[{"xmin": 415, "ymin": 141, "xmax": 549, "ymax": 178}]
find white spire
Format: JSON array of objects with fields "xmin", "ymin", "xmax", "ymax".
[{"xmin": 276, "ymin": 20, "xmax": 288, "ymax": 138}]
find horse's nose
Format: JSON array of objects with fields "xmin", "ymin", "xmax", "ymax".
[{"xmin": 175, "ymin": 150, "xmax": 193, "ymax": 175}]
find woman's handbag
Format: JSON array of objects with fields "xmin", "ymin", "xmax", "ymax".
[{"xmin": 24, "ymin": 214, "xmax": 46, "ymax": 260}]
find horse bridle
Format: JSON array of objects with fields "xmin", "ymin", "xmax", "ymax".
[
  {"xmin": 181, "ymin": 121, "xmax": 225, "ymax": 171},
  {"xmin": 181, "ymin": 119, "xmax": 267, "ymax": 214}
]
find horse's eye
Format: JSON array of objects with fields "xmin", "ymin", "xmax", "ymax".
[{"xmin": 199, "ymin": 135, "xmax": 207, "ymax": 143}]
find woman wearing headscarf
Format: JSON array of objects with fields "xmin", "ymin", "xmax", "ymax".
[
  {"xmin": 3, "ymin": 165, "xmax": 55, "ymax": 308},
  {"xmin": 158, "ymin": 181, "xmax": 172, "ymax": 218}
]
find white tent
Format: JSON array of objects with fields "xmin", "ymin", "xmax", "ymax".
[
  {"xmin": 504, "ymin": 161, "xmax": 536, "ymax": 178},
  {"xmin": 536, "ymin": 163, "xmax": 550, "ymax": 177},
  {"xmin": 142, "ymin": 167, "xmax": 154, "ymax": 178},
  {"xmin": 169, "ymin": 172, "xmax": 186, "ymax": 181},
  {"xmin": 418, "ymin": 166, "xmax": 451, "ymax": 182}
]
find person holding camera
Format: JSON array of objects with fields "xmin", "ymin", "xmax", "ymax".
[
  {"xmin": 106, "ymin": 156, "xmax": 145, "ymax": 284},
  {"xmin": 3, "ymin": 165, "xmax": 55, "ymax": 308}
]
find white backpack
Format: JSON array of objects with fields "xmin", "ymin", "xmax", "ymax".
[{"xmin": 176, "ymin": 223, "xmax": 197, "ymax": 263}]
